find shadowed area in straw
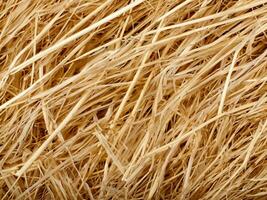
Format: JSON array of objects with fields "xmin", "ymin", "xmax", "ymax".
[{"xmin": 1, "ymin": 0, "xmax": 267, "ymax": 199}]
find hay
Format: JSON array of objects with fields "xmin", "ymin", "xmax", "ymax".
[{"xmin": 1, "ymin": 0, "xmax": 267, "ymax": 199}]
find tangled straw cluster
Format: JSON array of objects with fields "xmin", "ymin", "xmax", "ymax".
[{"xmin": 1, "ymin": 0, "xmax": 267, "ymax": 199}]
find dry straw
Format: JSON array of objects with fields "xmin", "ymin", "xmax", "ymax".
[{"xmin": 1, "ymin": 0, "xmax": 267, "ymax": 199}]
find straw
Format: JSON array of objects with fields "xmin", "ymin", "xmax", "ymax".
[{"xmin": 1, "ymin": 0, "xmax": 267, "ymax": 199}]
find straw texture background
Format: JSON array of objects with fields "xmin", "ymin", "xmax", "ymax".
[{"xmin": 1, "ymin": 0, "xmax": 267, "ymax": 199}]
